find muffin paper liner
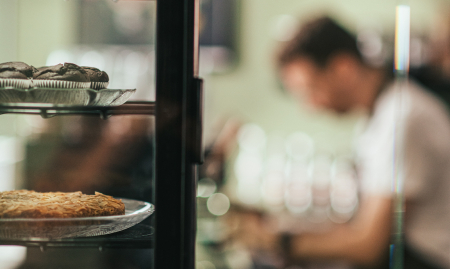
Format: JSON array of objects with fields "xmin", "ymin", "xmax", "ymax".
[
  {"xmin": 0, "ymin": 78, "xmax": 31, "ymax": 89},
  {"xmin": 32, "ymin": 80, "xmax": 91, "ymax": 89},
  {"xmin": 91, "ymin": 82, "xmax": 109, "ymax": 90}
]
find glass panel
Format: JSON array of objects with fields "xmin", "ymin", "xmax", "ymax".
[
  {"xmin": 0, "ymin": 1, "xmax": 156, "ymax": 268},
  {"xmin": 0, "ymin": 0, "xmax": 156, "ymax": 101},
  {"xmin": 0, "ymin": 113, "xmax": 155, "ymax": 267}
]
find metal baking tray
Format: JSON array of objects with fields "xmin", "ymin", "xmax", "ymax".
[{"xmin": 0, "ymin": 88, "xmax": 136, "ymax": 106}]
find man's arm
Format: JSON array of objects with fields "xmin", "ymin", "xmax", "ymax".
[{"xmin": 291, "ymin": 195, "xmax": 393, "ymax": 265}]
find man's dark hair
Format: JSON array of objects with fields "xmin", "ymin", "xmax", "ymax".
[{"xmin": 278, "ymin": 17, "xmax": 362, "ymax": 68}]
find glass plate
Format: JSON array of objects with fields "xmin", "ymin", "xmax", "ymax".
[
  {"xmin": 0, "ymin": 88, "xmax": 136, "ymax": 106},
  {"xmin": 0, "ymin": 198, "xmax": 154, "ymax": 239}
]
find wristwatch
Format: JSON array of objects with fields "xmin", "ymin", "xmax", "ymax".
[{"xmin": 280, "ymin": 232, "xmax": 294, "ymax": 265}]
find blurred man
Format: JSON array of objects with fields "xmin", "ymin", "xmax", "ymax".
[{"xmin": 273, "ymin": 17, "xmax": 450, "ymax": 269}]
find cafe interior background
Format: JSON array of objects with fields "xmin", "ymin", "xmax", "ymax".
[{"xmin": 0, "ymin": 0, "xmax": 446, "ymax": 268}]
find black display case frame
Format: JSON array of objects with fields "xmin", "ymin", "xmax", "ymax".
[{"xmin": 154, "ymin": 0, "xmax": 202, "ymax": 268}]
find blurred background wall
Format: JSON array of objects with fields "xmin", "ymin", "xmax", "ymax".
[{"xmin": 0, "ymin": 0, "xmax": 444, "ymax": 154}]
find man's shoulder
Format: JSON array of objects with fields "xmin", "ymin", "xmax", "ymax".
[
  {"xmin": 376, "ymin": 80, "xmax": 450, "ymax": 124},
  {"xmin": 400, "ymin": 82, "xmax": 450, "ymax": 153},
  {"xmin": 363, "ymin": 80, "xmax": 450, "ymax": 148},
  {"xmin": 405, "ymin": 81, "xmax": 450, "ymax": 125}
]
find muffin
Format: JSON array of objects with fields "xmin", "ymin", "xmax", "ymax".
[
  {"xmin": 82, "ymin": 67, "xmax": 109, "ymax": 90},
  {"xmin": 0, "ymin": 61, "xmax": 35, "ymax": 88},
  {"xmin": 33, "ymin": 63, "xmax": 91, "ymax": 89}
]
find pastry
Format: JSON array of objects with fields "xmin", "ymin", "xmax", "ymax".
[
  {"xmin": 0, "ymin": 62, "xmax": 35, "ymax": 88},
  {"xmin": 0, "ymin": 190, "xmax": 125, "ymax": 218},
  {"xmin": 82, "ymin": 66, "xmax": 109, "ymax": 89},
  {"xmin": 0, "ymin": 62, "xmax": 35, "ymax": 79},
  {"xmin": 33, "ymin": 63, "xmax": 90, "ymax": 82},
  {"xmin": 32, "ymin": 63, "xmax": 91, "ymax": 88}
]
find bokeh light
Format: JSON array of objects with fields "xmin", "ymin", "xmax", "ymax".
[
  {"xmin": 197, "ymin": 178, "xmax": 217, "ymax": 198},
  {"xmin": 206, "ymin": 193, "xmax": 230, "ymax": 216},
  {"xmin": 196, "ymin": 260, "xmax": 216, "ymax": 269}
]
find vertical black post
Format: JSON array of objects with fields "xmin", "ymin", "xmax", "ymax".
[{"xmin": 154, "ymin": 0, "xmax": 199, "ymax": 268}]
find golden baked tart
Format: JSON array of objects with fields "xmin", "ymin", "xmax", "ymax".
[{"xmin": 0, "ymin": 190, "xmax": 125, "ymax": 219}]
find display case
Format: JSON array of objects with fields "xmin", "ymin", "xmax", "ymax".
[{"xmin": 0, "ymin": 0, "xmax": 202, "ymax": 269}]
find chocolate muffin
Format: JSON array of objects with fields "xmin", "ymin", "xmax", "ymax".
[
  {"xmin": 33, "ymin": 63, "xmax": 90, "ymax": 82},
  {"xmin": 82, "ymin": 67, "xmax": 109, "ymax": 83},
  {"xmin": 0, "ymin": 62, "xmax": 35, "ymax": 79},
  {"xmin": 82, "ymin": 67, "xmax": 109, "ymax": 90}
]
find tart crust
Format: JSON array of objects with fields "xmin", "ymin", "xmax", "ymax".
[{"xmin": 0, "ymin": 190, "xmax": 125, "ymax": 219}]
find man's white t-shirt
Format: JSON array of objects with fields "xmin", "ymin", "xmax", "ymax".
[{"xmin": 356, "ymin": 81, "xmax": 450, "ymax": 267}]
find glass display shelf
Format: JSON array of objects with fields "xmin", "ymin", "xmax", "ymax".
[
  {"xmin": 0, "ymin": 223, "xmax": 154, "ymax": 250},
  {"xmin": 0, "ymin": 101, "xmax": 155, "ymax": 119}
]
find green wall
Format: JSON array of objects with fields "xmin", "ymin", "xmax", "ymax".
[{"xmin": 16, "ymin": 0, "xmax": 78, "ymax": 66}]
